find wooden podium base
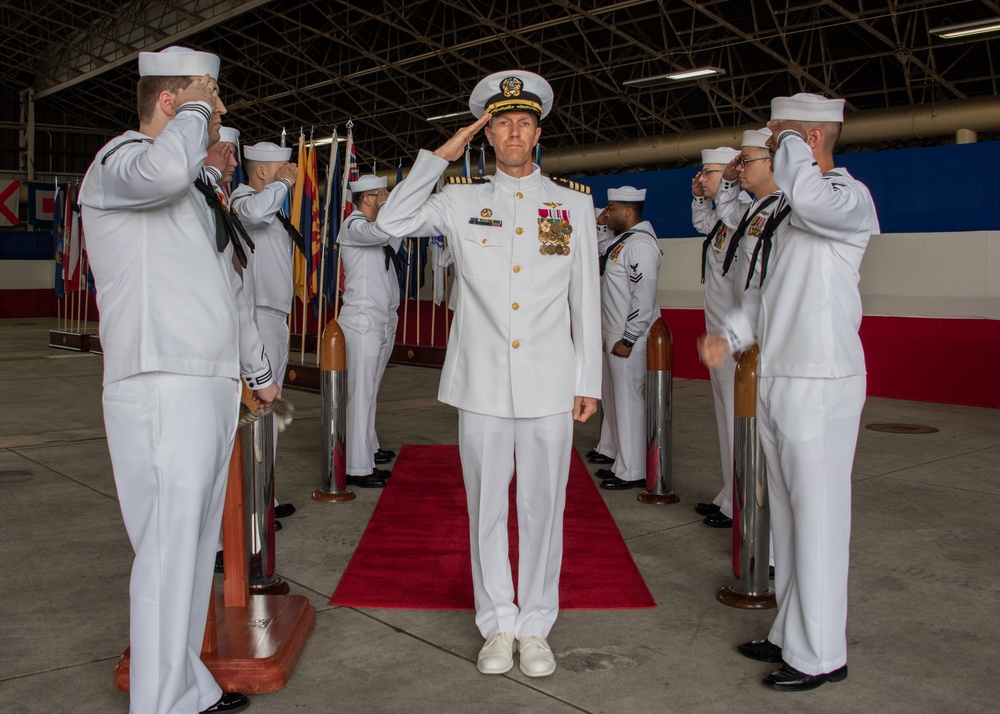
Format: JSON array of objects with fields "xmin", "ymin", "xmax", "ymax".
[
  {"xmin": 113, "ymin": 593, "xmax": 316, "ymax": 694},
  {"xmin": 48, "ymin": 330, "xmax": 92, "ymax": 352},
  {"xmin": 638, "ymin": 490, "xmax": 679, "ymax": 504}
]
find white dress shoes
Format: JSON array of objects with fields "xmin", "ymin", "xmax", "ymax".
[
  {"xmin": 518, "ymin": 635, "xmax": 557, "ymax": 677},
  {"xmin": 477, "ymin": 632, "xmax": 514, "ymax": 674}
]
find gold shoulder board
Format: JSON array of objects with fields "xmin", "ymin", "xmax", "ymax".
[
  {"xmin": 447, "ymin": 176, "xmax": 490, "ymax": 185},
  {"xmin": 548, "ymin": 176, "xmax": 591, "ymax": 195}
]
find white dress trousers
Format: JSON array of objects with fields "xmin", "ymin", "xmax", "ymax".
[
  {"xmin": 599, "ymin": 337, "xmax": 648, "ymax": 482},
  {"xmin": 458, "ymin": 409, "xmax": 572, "ymax": 639},
  {"xmin": 758, "ymin": 375, "xmax": 865, "ymax": 675},
  {"xmin": 339, "ymin": 312, "xmax": 393, "ymax": 475},
  {"xmin": 103, "ymin": 373, "xmax": 239, "ymax": 714}
]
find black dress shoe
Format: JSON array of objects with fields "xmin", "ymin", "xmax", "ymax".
[
  {"xmin": 762, "ymin": 664, "xmax": 848, "ymax": 691},
  {"xmin": 373, "ymin": 467, "xmax": 392, "ymax": 479},
  {"xmin": 274, "ymin": 519, "xmax": 283, "ymax": 531},
  {"xmin": 737, "ymin": 639, "xmax": 782, "ymax": 663},
  {"xmin": 703, "ymin": 512, "xmax": 733, "ymax": 528},
  {"xmin": 595, "ymin": 468, "xmax": 615, "ymax": 479},
  {"xmin": 274, "ymin": 503, "xmax": 296, "ymax": 519},
  {"xmin": 769, "ymin": 565, "xmax": 775, "ymax": 579},
  {"xmin": 600, "ymin": 476, "xmax": 645, "ymax": 490},
  {"xmin": 586, "ymin": 450, "xmax": 615, "ymax": 465},
  {"xmin": 346, "ymin": 473, "xmax": 387, "ymax": 488},
  {"xmin": 201, "ymin": 692, "xmax": 250, "ymax": 713},
  {"xmin": 694, "ymin": 502, "xmax": 721, "ymax": 516},
  {"xmin": 373, "ymin": 449, "xmax": 396, "ymax": 464},
  {"xmin": 214, "ymin": 551, "xmax": 224, "ymax": 573}
]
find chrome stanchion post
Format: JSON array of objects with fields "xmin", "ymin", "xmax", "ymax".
[
  {"xmin": 718, "ymin": 344, "xmax": 775, "ymax": 608},
  {"xmin": 313, "ymin": 318, "xmax": 355, "ymax": 503},
  {"xmin": 241, "ymin": 411, "xmax": 288, "ymax": 594},
  {"xmin": 639, "ymin": 318, "xmax": 679, "ymax": 505}
]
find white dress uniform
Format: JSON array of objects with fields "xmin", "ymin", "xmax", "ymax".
[
  {"xmin": 337, "ymin": 205, "xmax": 402, "ymax": 476},
  {"xmin": 599, "ymin": 216, "xmax": 661, "ymax": 483},
  {"xmin": 721, "ymin": 121, "xmax": 879, "ymax": 676},
  {"xmin": 230, "ymin": 176, "xmax": 294, "ymax": 391},
  {"xmin": 377, "ymin": 148, "xmax": 602, "ymax": 639},
  {"xmin": 693, "ymin": 165, "xmax": 751, "ymax": 518},
  {"xmin": 80, "ymin": 51, "xmax": 273, "ymax": 713}
]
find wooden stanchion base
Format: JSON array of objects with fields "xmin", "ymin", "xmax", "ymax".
[
  {"xmin": 638, "ymin": 490, "xmax": 679, "ymax": 505},
  {"xmin": 113, "ymin": 593, "xmax": 316, "ymax": 694},
  {"xmin": 48, "ymin": 330, "xmax": 91, "ymax": 352},
  {"xmin": 249, "ymin": 577, "xmax": 291, "ymax": 596},
  {"xmin": 312, "ymin": 488, "xmax": 356, "ymax": 503},
  {"xmin": 716, "ymin": 586, "xmax": 777, "ymax": 609}
]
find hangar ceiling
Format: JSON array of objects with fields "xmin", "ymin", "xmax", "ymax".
[{"xmin": 4, "ymin": 0, "xmax": 1000, "ymax": 172}]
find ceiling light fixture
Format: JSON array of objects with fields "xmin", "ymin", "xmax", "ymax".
[
  {"xmin": 929, "ymin": 19, "xmax": 1000, "ymax": 39},
  {"xmin": 313, "ymin": 136, "xmax": 347, "ymax": 146},
  {"xmin": 427, "ymin": 111, "xmax": 471, "ymax": 122},
  {"xmin": 623, "ymin": 67, "xmax": 726, "ymax": 87}
]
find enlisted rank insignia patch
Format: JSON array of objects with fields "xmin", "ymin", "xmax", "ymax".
[
  {"xmin": 500, "ymin": 76, "xmax": 523, "ymax": 97},
  {"xmin": 538, "ymin": 208, "xmax": 572, "ymax": 255},
  {"xmin": 481, "ymin": 208, "xmax": 493, "ymax": 218},
  {"xmin": 469, "ymin": 217, "xmax": 502, "ymax": 227}
]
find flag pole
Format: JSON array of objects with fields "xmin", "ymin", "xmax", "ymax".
[
  {"xmin": 299, "ymin": 130, "xmax": 310, "ymax": 364},
  {"xmin": 415, "ymin": 237, "xmax": 421, "ymax": 346},
  {"xmin": 402, "ymin": 237, "xmax": 412, "ymax": 344},
  {"xmin": 317, "ymin": 128, "xmax": 336, "ymax": 365},
  {"xmin": 82, "ymin": 252, "xmax": 90, "ymax": 332},
  {"xmin": 334, "ymin": 120, "xmax": 354, "ymax": 320}
]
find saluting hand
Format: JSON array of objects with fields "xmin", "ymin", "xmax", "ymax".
[
  {"xmin": 434, "ymin": 112, "xmax": 491, "ymax": 162},
  {"xmin": 692, "ymin": 172, "xmax": 705, "ymax": 197},
  {"xmin": 722, "ymin": 154, "xmax": 742, "ymax": 181},
  {"xmin": 277, "ymin": 162, "xmax": 297, "ymax": 184},
  {"xmin": 175, "ymin": 74, "xmax": 218, "ymax": 109}
]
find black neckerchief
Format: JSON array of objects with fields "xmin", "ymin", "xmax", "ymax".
[
  {"xmin": 600, "ymin": 227, "xmax": 652, "ymax": 276},
  {"xmin": 722, "ymin": 194, "xmax": 780, "ymax": 276},
  {"xmin": 193, "ymin": 177, "xmax": 255, "ymax": 268},
  {"xmin": 383, "ymin": 245, "xmax": 402, "ymax": 272},
  {"xmin": 700, "ymin": 220, "xmax": 725, "ymax": 284},
  {"xmin": 744, "ymin": 198, "xmax": 792, "ymax": 290},
  {"xmin": 274, "ymin": 211, "xmax": 307, "ymax": 257}
]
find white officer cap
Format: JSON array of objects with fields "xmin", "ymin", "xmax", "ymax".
[
  {"xmin": 244, "ymin": 142, "xmax": 292, "ymax": 162},
  {"xmin": 219, "ymin": 127, "xmax": 240, "ymax": 145},
  {"xmin": 349, "ymin": 174, "xmax": 388, "ymax": 193},
  {"xmin": 138, "ymin": 46, "xmax": 220, "ymax": 80},
  {"xmin": 770, "ymin": 93, "xmax": 845, "ymax": 123},
  {"xmin": 470, "ymin": 70, "xmax": 554, "ymax": 120},
  {"xmin": 701, "ymin": 146, "xmax": 740, "ymax": 165},
  {"xmin": 741, "ymin": 127, "xmax": 773, "ymax": 149},
  {"xmin": 607, "ymin": 186, "xmax": 646, "ymax": 202}
]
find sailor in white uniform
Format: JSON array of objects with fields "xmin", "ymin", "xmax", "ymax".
[
  {"xmin": 593, "ymin": 186, "xmax": 662, "ymax": 491},
  {"xmin": 693, "ymin": 146, "xmax": 752, "ymax": 528},
  {"xmin": 376, "ymin": 70, "xmax": 601, "ymax": 679},
  {"xmin": 230, "ymin": 140, "xmax": 299, "ymax": 521},
  {"xmin": 79, "ymin": 46, "xmax": 276, "ymax": 714},
  {"xmin": 701, "ymin": 93, "xmax": 879, "ymax": 691},
  {"xmin": 337, "ymin": 173, "xmax": 401, "ymax": 488}
]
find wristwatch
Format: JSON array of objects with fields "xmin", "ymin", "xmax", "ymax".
[{"xmin": 620, "ymin": 338, "xmax": 634, "ymax": 349}]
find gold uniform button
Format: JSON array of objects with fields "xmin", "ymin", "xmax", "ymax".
[
  {"xmin": 513, "ymin": 265, "xmax": 521, "ymax": 273},
  {"xmin": 512, "ymin": 340, "xmax": 520, "ymax": 349},
  {"xmin": 515, "ymin": 227, "xmax": 523, "ymax": 235},
  {"xmin": 481, "ymin": 238, "xmax": 487, "ymax": 244},
  {"xmin": 512, "ymin": 302, "xmax": 519, "ymax": 310},
  {"xmin": 516, "ymin": 192, "xmax": 524, "ymax": 199}
]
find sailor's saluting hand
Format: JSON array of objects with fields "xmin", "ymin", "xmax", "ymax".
[{"xmin": 433, "ymin": 112, "xmax": 491, "ymax": 162}]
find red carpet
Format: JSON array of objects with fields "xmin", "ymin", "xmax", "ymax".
[{"xmin": 330, "ymin": 445, "xmax": 656, "ymax": 610}]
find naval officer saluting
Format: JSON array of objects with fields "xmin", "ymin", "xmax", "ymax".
[
  {"xmin": 80, "ymin": 46, "xmax": 276, "ymax": 713},
  {"xmin": 377, "ymin": 70, "xmax": 602, "ymax": 678}
]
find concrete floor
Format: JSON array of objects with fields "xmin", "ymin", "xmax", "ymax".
[{"xmin": 2, "ymin": 316, "xmax": 998, "ymax": 713}]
